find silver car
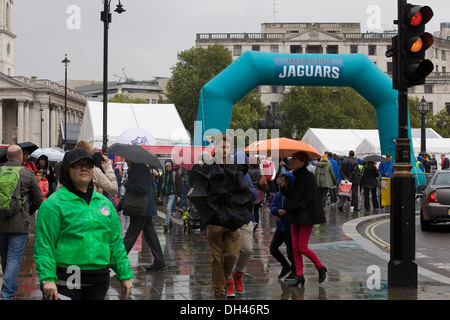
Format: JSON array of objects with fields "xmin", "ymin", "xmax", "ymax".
[{"xmin": 420, "ymin": 170, "xmax": 450, "ymax": 231}]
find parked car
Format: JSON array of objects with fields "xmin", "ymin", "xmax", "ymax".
[{"xmin": 420, "ymin": 170, "xmax": 450, "ymax": 231}]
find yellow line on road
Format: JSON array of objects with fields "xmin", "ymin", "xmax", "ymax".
[{"xmin": 364, "ymin": 220, "xmax": 390, "ymax": 248}]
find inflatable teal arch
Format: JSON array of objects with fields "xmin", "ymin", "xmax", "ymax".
[{"xmin": 193, "ymin": 51, "xmax": 415, "ymax": 164}]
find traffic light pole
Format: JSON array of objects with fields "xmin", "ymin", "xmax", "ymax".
[
  {"xmin": 388, "ymin": 84, "xmax": 417, "ymax": 288},
  {"xmin": 387, "ymin": 0, "xmax": 418, "ymax": 288},
  {"xmin": 387, "ymin": 0, "xmax": 434, "ymax": 288}
]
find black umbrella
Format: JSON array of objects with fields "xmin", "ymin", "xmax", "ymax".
[
  {"xmin": 107, "ymin": 143, "xmax": 162, "ymax": 170},
  {"xmin": 18, "ymin": 142, "xmax": 38, "ymax": 154},
  {"xmin": 362, "ymin": 154, "xmax": 387, "ymax": 163},
  {"xmin": 187, "ymin": 163, "xmax": 253, "ymax": 231}
]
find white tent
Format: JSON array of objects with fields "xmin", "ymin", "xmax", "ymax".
[
  {"xmin": 78, "ymin": 101, "xmax": 190, "ymax": 149},
  {"xmin": 301, "ymin": 128, "xmax": 449, "ymax": 157},
  {"xmin": 301, "ymin": 128, "xmax": 381, "ymax": 156}
]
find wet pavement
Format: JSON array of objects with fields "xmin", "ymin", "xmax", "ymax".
[{"xmin": 3, "ymin": 200, "xmax": 450, "ymax": 301}]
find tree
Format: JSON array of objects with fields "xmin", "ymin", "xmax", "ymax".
[
  {"xmin": 108, "ymin": 93, "xmax": 147, "ymax": 104},
  {"xmin": 166, "ymin": 45, "xmax": 233, "ymax": 136},
  {"xmin": 230, "ymin": 88, "xmax": 265, "ymax": 130},
  {"xmin": 427, "ymin": 109, "xmax": 450, "ymax": 138},
  {"xmin": 277, "ymin": 86, "xmax": 377, "ymax": 138},
  {"xmin": 407, "ymin": 96, "xmax": 450, "ymax": 138}
]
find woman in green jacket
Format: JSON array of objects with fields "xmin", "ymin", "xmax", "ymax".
[{"xmin": 34, "ymin": 149, "xmax": 133, "ymax": 300}]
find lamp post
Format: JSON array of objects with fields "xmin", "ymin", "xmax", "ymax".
[
  {"xmin": 61, "ymin": 54, "xmax": 70, "ymax": 151},
  {"xmin": 101, "ymin": 0, "xmax": 125, "ymax": 153},
  {"xmin": 290, "ymin": 125, "xmax": 298, "ymax": 140},
  {"xmin": 417, "ymin": 96, "xmax": 430, "ymax": 157},
  {"xmin": 39, "ymin": 107, "xmax": 44, "ymax": 147},
  {"xmin": 48, "ymin": 91, "xmax": 52, "ymax": 147}
]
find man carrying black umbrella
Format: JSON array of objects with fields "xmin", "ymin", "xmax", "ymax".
[{"xmin": 188, "ymin": 133, "xmax": 254, "ymax": 298}]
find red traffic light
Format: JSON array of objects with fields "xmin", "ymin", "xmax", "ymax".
[{"xmin": 405, "ymin": 5, "xmax": 433, "ymax": 27}]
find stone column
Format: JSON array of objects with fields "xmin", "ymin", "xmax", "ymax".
[
  {"xmin": 50, "ymin": 104, "xmax": 56, "ymax": 147},
  {"xmin": 41, "ymin": 102, "xmax": 49, "ymax": 148},
  {"xmin": 17, "ymin": 100, "xmax": 24, "ymax": 143}
]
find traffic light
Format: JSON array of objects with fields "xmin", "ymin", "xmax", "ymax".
[{"xmin": 398, "ymin": 4, "xmax": 434, "ymax": 88}]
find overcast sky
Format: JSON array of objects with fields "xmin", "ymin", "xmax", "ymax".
[{"xmin": 12, "ymin": 0, "xmax": 448, "ymax": 83}]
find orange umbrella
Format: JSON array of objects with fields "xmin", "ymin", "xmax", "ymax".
[{"xmin": 245, "ymin": 137, "xmax": 321, "ymax": 159}]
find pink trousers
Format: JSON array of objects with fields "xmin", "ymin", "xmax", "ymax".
[{"xmin": 291, "ymin": 222, "xmax": 323, "ymax": 276}]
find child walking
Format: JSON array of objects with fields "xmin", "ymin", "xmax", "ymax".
[{"xmin": 270, "ymin": 172, "xmax": 296, "ymax": 281}]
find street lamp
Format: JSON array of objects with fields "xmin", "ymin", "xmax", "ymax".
[
  {"xmin": 61, "ymin": 54, "xmax": 70, "ymax": 151},
  {"xmin": 39, "ymin": 107, "xmax": 44, "ymax": 147},
  {"xmin": 101, "ymin": 0, "xmax": 126, "ymax": 153},
  {"xmin": 290, "ymin": 125, "xmax": 298, "ymax": 140},
  {"xmin": 48, "ymin": 91, "xmax": 52, "ymax": 147},
  {"xmin": 417, "ymin": 96, "xmax": 431, "ymax": 157}
]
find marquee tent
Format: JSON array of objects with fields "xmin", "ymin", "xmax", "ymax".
[
  {"xmin": 301, "ymin": 128, "xmax": 381, "ymax": 156},
  {"xmin": 301, "ymin": 128, "xmax": 448, "ymax": 157},
  {"xmin": 78, "ymin": 101, "xmax": 190, "ymax": 149}
]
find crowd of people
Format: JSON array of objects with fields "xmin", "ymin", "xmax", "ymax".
[{"xmin": 0, "ymin": 139, "xmax": 449, "ymax": 300}]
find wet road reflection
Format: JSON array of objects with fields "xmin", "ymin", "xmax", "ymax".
[{"xmin": 3, "ymin": 204, "xmax": 394, "ymax": 300}]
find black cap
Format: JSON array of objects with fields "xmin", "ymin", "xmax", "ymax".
[{"xmin": 63, "ymin": 148, "xmax": 96, "ymax": 165}]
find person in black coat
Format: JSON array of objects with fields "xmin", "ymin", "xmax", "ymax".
[
  {"xmin": 118, "ymin": 160, "xmax": 166, "ymax": 272},
  {"xmin": 360, "ymin": 161, "xmax": 379, "ymax": 211},
  {"xmin": 286, "ymin": 151, "xmax": 327, "ymax": 287}
]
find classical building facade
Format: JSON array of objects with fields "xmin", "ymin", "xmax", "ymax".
[
  {"xmin": 0, "ymin": 0, "xmax": 88, "ymax": 148},
  {"xmin": 0, "ymin": 74, "xmax": 87, "ymax": 147},
  {"xmin": 196, "ymin": 22, "xmax": 450, "ymax": 115}
]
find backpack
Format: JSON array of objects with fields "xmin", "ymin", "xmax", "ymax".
[
  {"xmin": 261, "ymin": 160, "xmax": 274, "ymax": 181},
  {"xmin": 0, "ymin": 166, "xmax": 23, "ymax": 219}
]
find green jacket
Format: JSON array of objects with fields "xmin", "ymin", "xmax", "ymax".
[{"xmin": 34, "ymin": 186, "xmax": 133, "ymax": 283}]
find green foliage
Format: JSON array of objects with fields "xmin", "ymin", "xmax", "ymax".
[
  {"xmin": 166, "ymin": 45, "xmax": 233, "ymax": 135},
  {"xmin": 108, "ymin": 93, "xmax": 147, "ymax": 104},
  {"xmin": 408, "ymin": 96, "xmax": 450, "ymax": 138},
  {"xmin": 427, "ymin": 109, "xmax": 450, "ymax": 138},
  {"xmin": 277, "ymin": 86, "xmax": 378, "ymax": 138},
  {"xmin": 230, "ymin": 88, "xmax": 265, "ymax": 130}
]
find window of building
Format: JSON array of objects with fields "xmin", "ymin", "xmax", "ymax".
[
  {"xmin": 387, "ymin": 61, "xmax": 393, "ymax": 74},
  {"xmin": 442, "ymin": 50, "xmax": 446, "ymax": 61},
  {"xmin": 446, "ymin": 103, "xmax": 450, "ymax": 115},
  {"xmin": 350, "ymin": 45, "xmax": 358, "ymax": 54},
  {"xmin": 233, "ymin": 45, "xmax": 242, "ymax": 56},
  {"xmin": 290, "ymin": 45, "xmax": 301, "ymax": 53},
  {"xmin": 271, "ymin": 86, "xmax": 278, "ymax": 94},
  {"xmin": 424, "ymin": 85, "xmax": 433, "ymax": 93},
  {"xmin": 307, "ymin": 45, "xmax": 321, "ymax": 54},
  {"xmin": 270, "ymin": 45, "xmax": 279, "ymax": 53},
  {"xmin": 327, "ymin": 45, "xmax": 338, "ymax": 54},
  {"xmin": 368, "ymin": 45, "xmax": 376, "ymax": 55},
  {"xmin": 252, "ymin": 45, "xmax": 260, "ymax": 51}
]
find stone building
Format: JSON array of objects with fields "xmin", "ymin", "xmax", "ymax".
[
  {"xmin": 74, "ymin": 77, "xmax": 169, "ymax": 104},
  {"xmin": 196, "ymin": 22, "xmax": 450, "ymax": 115},
  {"xmin": 0, "ymin": 0, "xmax": 88, "ymax": 148}
]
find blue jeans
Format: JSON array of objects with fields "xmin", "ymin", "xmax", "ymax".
[
  {"xmin": 163, "ymin": 194, "xmax": 176, "ymax": 225},
  {"xmin": 0, "ymin": 233, "xmax": 28, "ymax": 300}
]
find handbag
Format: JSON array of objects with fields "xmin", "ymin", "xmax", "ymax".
[
  {"xmin": 339, "ymin": 180, "xmax": 352, "ymax": 197},
  {"xmin": 123, "ymin": 191, "xmax": 149, "ymax": 217},
  {"xmin": 258, "ymin": 174, "xmax": 269, "ymax": 191}
]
